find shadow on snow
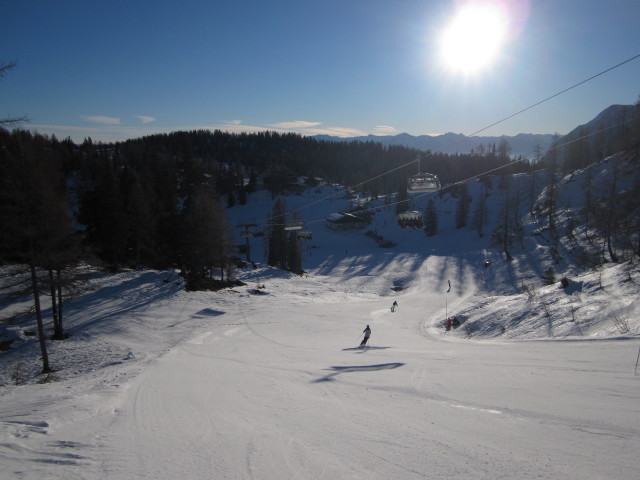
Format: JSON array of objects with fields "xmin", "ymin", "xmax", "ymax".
[
  {"xmin": 312, "ymin": 362, "xmax": 405, "ymax": 383},
  {"xmin": 341, "ymin": 346, "xmax": 391, "ymax": 352}
]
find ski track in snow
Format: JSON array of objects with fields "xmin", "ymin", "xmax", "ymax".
[
  {"xmin": 2, "ymin": 269, "xmax": 640, "ymax": 479},
  {"xmin": 2, "ymin": 179, "xmax": 640, "ymax": 479}
]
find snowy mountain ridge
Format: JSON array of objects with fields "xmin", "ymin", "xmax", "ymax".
[
  {"xmin": 313, "ymin": 103, "xmax": 639, "ymax": 160},
  {"xmin": 313, "ymin": 131, "xmax": 554, "ymax": 158}
]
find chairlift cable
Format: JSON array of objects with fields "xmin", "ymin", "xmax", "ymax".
[
  {"xmin": 254, "ymin": 53, "xmax": 640, "ymax": 230},
  {"xmin": 301, "ymin": 115, "xmax": 639, "ymax": 228},
  {"xmin": 465, "ymin": 53, "xmax": 640, "ymax": 139}
]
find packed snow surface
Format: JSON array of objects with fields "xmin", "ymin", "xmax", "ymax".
[{"xmin": 1, "ymin": 182, "xmax": 639, "ymax": 479}]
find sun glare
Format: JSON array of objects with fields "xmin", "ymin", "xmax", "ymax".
[{"xmin": 439, "ymin": 1, "xmax": 508, "ymax": 74}]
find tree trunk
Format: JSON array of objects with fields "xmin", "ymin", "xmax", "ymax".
[
  {"xmin": 56, "ymin": 268, "xmax": 64, "ymax": 337},
  {"xmin": 49, "ymin": 269, "xmax": 63, "ymax": 340},
  {"xmin": 502, "ymin": 181, "xmax": 512, "ymax": 261},
  {"xmin": 605, "ymin": 159, "xmax": 619, "ymax": 263},
  {"xmin": 30, "ymin": 262, "xmax": 51, "ymax": 373},
  {"xmin": 606, "ymin": 227, "xmax": 619, "ymax": 263}
]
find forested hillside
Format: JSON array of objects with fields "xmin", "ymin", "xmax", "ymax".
[
  {"xmin": 542, "ymin": 104, "xmax": 640, "ymax": 170},
  {"xmin": 0, "ymin": 128, "xmax": 532, "ymax": 271},
  {"xmin": 0, "ymin": 103, "xmax": 638, "ymax": 286}
]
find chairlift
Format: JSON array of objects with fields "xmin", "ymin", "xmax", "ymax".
[
  {"xmin": 396, "ymin": 210, "xmax": 423, "ymax": 229},
  {"xmin": 407, "ymin": 172, "xmax": 441, "ymax": 193},
  {"xmin": 296, "ymin": 229, "xmax": 312, "ymax": 240},
  {"xmin": 407, "ymin": 156, "xmax": 441, "ymax": 193},
  {"xmin": 284, "ymin": 222, "xmax": 303, "ymax": 231}
]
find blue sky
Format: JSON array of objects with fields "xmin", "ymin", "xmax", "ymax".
[{"xmin": 2, "ymin": 0, "xmax": 639, "ymax": 143}]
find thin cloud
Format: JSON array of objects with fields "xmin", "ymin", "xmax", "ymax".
[
  {"xmin": 136, "ymin": 115, "xmax": 156, "ymax": 124},
  {"xmin": 264, "ymin": 120, "xmax": 366, "ymax": 137},
  {"xmin": 298, "ymin": 125, "xmax": 367, "ymax": 137},
  {"xmin": 268, "ymin": 120, "xmax": 322, "ymax": 129},
  {"xmin": 27, "ymin": 120, "xmax": 370, "ymax": 143},
  {"xmin": 373, "ymin": 125, "xmax": 399, "ymax": 135},
  {"xmin": 81, "ymin": 115, "xmax": 120, "ymax": 125},
  {"xmin": 214, "ymin": 122, "xmax": 270, "ymax": 134}
]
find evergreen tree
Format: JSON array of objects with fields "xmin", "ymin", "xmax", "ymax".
[
  {"xmin": 541, "ymin": 267, "xmax": 556, "ymax": 285},
  {"xmin": 238, "ymin": 184, "xmax": 247, "ymax": 205},
  {"xmin": 267, "ymin": 197, "xmax": 288, "ymax": 268},
  {"xmin": 0, "ymin": 130, "xmax": 74, "ymax": 372},
  {"xmin": 119, "ymin": 166, "xmax": 153, "ymax": 267},
  {"xmin": 498, "ymin": 138, "xmax": 511, "ymax": 162},
  {"xmin": 424, "ymin": 199, "xmax": 438, "ymax": 237},
  {"xmin": 492, "ymin": 176, "xmax": 514, "ymax": 261},
  {"xmin": 395, "ymin": 186, "xmax": 409, "ymax": 216},
  {"xmin": 470, "ymin": 189, "xmax": 489, "ymax": 237},
  {"xmin": 455, "ymin": 183, "xmax": 471, "ymax": 229},
  {"xmin": 227, "ymin": 191, "xmax": 236, "ymax": 208},
  {"xmin": 78, "ymin": 167, "xmax": 127, "ymax": 268},
  {"xmin": 247, "ymin": 172, "xmax": 258, "ymax": 194},
  {"xmin": 180, "ymin": 189, "xmax": 234, "ymax": 286},
  {"xmin": 287, "ymin": 230, "xmax": 302, "ymax": 274}
]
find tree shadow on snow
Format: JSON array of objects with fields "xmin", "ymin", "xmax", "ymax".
[{"xmin": 312, "ymin": 362, "xmax": 404, "ymax": 383}]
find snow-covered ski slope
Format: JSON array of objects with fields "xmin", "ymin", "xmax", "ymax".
[{"xmin": 1, "ymin": 159, "xmax": 639, "ymax": 479}]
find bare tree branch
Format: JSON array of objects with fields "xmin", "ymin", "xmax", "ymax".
[
  {"xmin": 0, "ymin": 61, "xmax": 28, "ymax": 126},
  {"xmin": 0, "ymin": 61, "xmax": 18, "ymax": 78}
]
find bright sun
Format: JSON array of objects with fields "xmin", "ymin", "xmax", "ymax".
[{"xmin": 439, "ymin": 1, "xmax": 508, "ymax": 74}]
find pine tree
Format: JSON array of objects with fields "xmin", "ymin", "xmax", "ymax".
[
  {"xmin": 470, "ymin": 190, "xmax": 489, "ymax": 237},
  {"xmin": 119, "ymin": 166, "xmax": 153, "ymax": 267},
  {"xmin": 424, "ymin": 199, "xmax": 438, "ymax": 237},
  {"xmin": 238, "ymin": 184, "xmax": 247, "ymax": 205},
  {"xmin": 78, "ymin": 166, "xmax": 127, "ymax": 268},
  {"xmin": 541, "ymin": 267, "xmax": 556, "ymax": 285},
  {"xmin": 455, "ymin": 183, "xmax": 471, "ymax": 229},
  {"xmin": 267, "ymin": 197, "xmax": 288, "ymax": 268},
  {"xmin": 492, "ymin": 176, "xmax": 514, "ymax": 261},
  {"xmin": 0, "ymin": 130, "xmax": 74, "ymax": 372},
  {"xmin": 395, "ymin": 186, "xmax": 409, "ymax": 216},
  {"xmin": 287, "ymin": 231, "xmax": 302, "ymax": 274},
  {"xmin": 180, "ymin": 189, "xmax": 234, "ymax": 286},
  {"xmin": 227, "ymin": 191, "xmax": 236, "ymax": 208}
]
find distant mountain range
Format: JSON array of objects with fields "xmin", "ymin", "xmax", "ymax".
[
  {"xmin": 313, "ymin": 132, "xmax": 555, "ymax": 159},
  {"xmin": 313, "ymin": 104, "xmax": 639, "ymax": 160}
]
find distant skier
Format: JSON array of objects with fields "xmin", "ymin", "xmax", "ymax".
[
  {"xmin": 391, "ymin": 301, "xmax": 398, "ymax": 312},
  {"xmin": 360, "ymin": 325, "xmax": 371, "ymax": 346}
]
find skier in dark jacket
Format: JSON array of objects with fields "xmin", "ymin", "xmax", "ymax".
[{"xmin": 360, "ymin": 325, "xmax": 371, "ymax": 346}]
